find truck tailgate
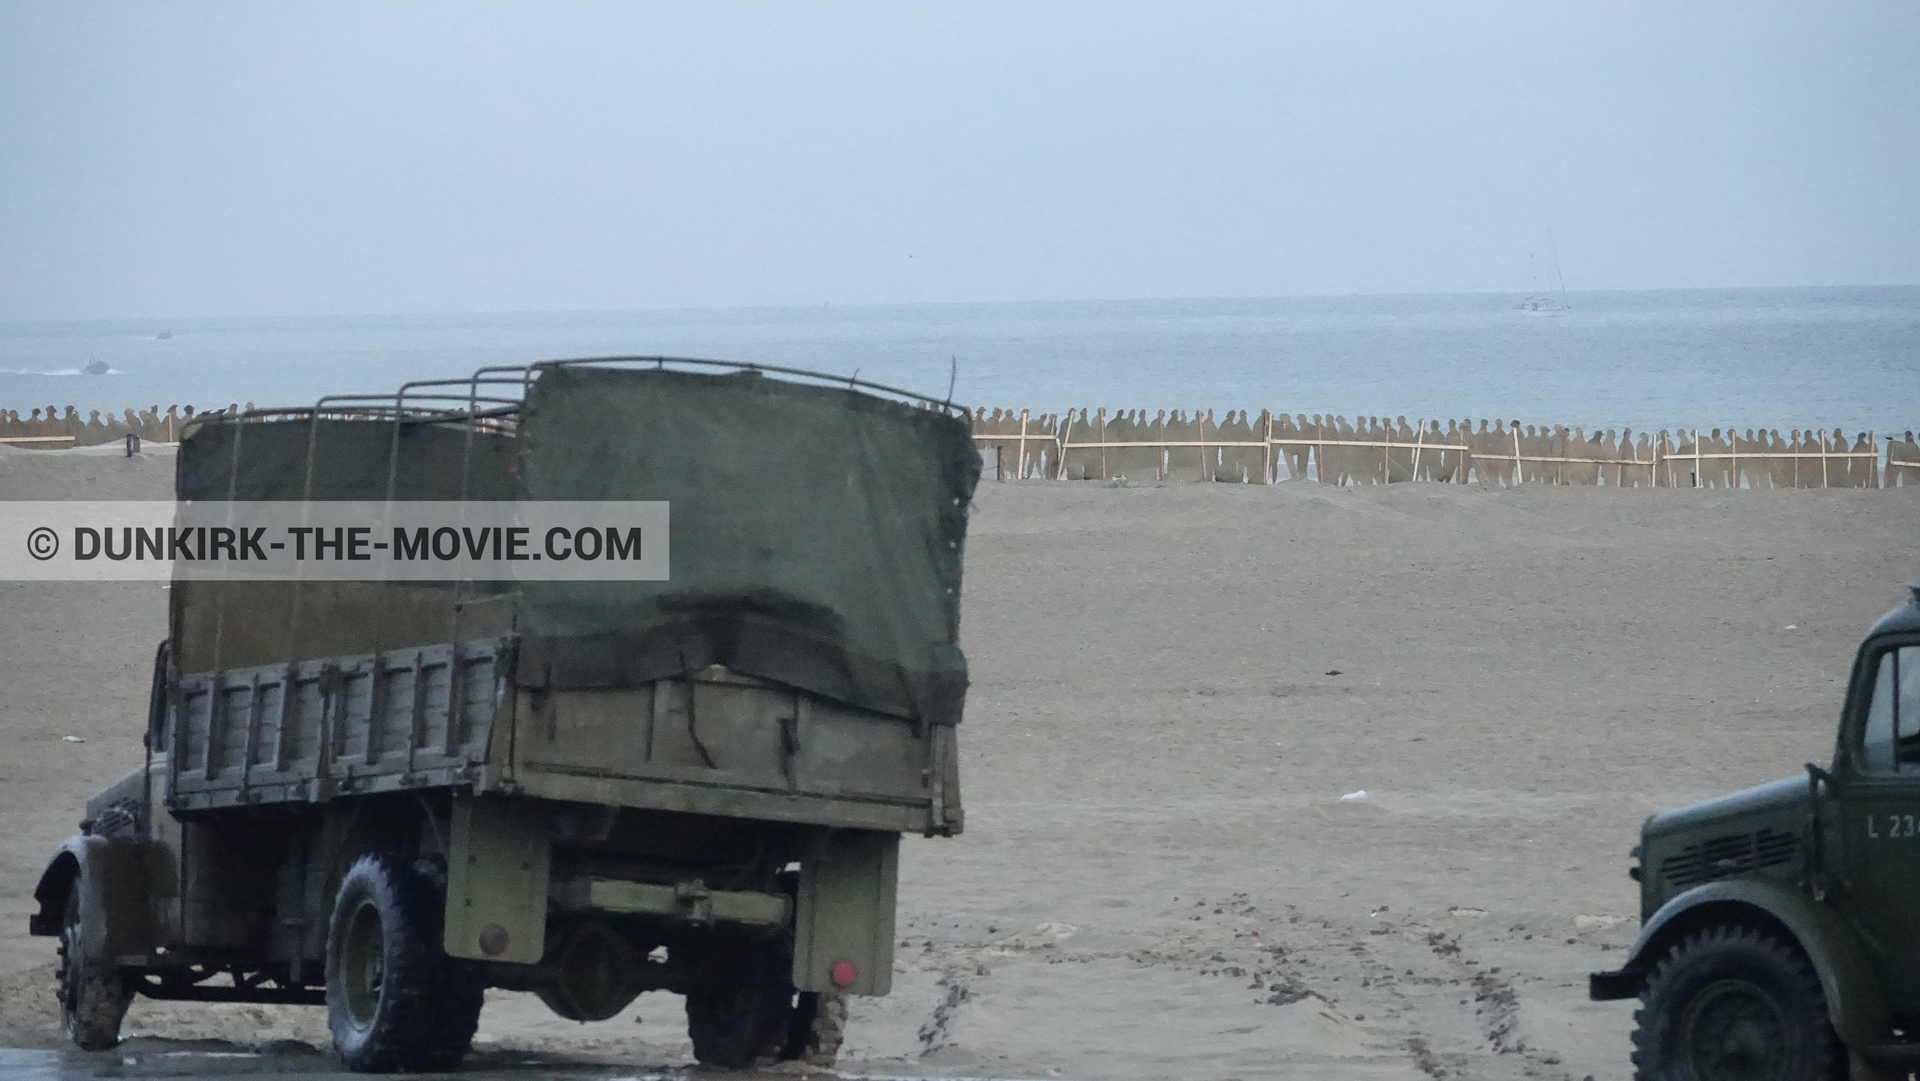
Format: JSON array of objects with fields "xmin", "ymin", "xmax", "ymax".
[{"xmin": 510, "ymin": 666, "xmax": 961, "ymax": 835}]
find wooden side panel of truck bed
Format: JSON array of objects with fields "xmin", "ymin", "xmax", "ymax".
[
  {"xmin": 167, "ymin": 639, "xmax": 509, "ymax": 810},
  {"xmin": 165, "ymin": 638, "xmax": 962, "ymax": 835}
]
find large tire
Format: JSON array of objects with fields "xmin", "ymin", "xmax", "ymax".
[
  {"xmin": 57, "ymin": 881, "xmax": 131, "ymax": 1052},
  {"xmin": 1632, "ymin": 923, "xmax": 1844, "ymax": 1081},
  {"xmin": 685, "ymin": 941, "xmax": 796, "ymax": 1070},
  {"xmin": 324, "ymin": 854, "xmax": 483, "ymax": 1073},
  {"xmin": 782, "ymin": 990, "xmax": 848, "ymax": 1067}
]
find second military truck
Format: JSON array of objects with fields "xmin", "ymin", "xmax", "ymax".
[
  {"xmin": 1592, "ymin": 581, "xmax": 1920, "ymax": 1081},
  {"xmin": 30, "ymin": 360, "xmax": 980, "ymax": 1071}
]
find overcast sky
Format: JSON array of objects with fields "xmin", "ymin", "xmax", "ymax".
[{"xmin": 2, "ymin": 2, "xmax": 1916, "ymax": 320}]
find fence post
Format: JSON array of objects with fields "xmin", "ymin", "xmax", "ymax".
[
  {"xmin": 1097, "ymin": 408, "xmax": 1107, "ymax": 482},
  {"xmin": 1199, "ymin": 411, "xmax": 1210, "ymax": 483},
  {"xmin": 1262, "ymin": 411, "xmax": 1274, "ymax": 483}
]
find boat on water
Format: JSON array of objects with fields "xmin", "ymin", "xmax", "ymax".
[
  {"xmin": 82, "ymin": 356, "xmax": 110, "ymax": 375},
  {"xmin": 1519, "ymin": 232, "xmax": 1572, "ymax": 314}
]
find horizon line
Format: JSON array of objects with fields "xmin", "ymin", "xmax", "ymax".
[{"xmin": 4, "ymin": 282, "xmax": 1919, "ymax": 328}]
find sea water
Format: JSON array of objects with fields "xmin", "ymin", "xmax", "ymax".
[{"xmin": 2, "ymin": 286, "xmax": 1916, "ymax": 436}]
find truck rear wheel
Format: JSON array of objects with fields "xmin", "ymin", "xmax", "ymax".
[
  {"xmin": 1632, "ymin": 924, "xmax": 1843, "ymax": 1081},
  {"xmin": 684, "ymin": 944, "xmax": 849, "ymax": 1069},
  {"xmin": 782, "ymin": 989, "xmax": 848, "ymax": 1066},
  {"xmin": 685, "ymin": 940, "xmax": 798, "ymax": 1069},
  {"xmin": 324, "ymin": 854, "xmax": 483, "ymax": 1073},
  {"xmin": 57, "ymin": 881, "xmax": 131, "ymax": 1051}
]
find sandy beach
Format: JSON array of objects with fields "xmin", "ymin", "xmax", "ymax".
[{"xmin": 2, "ymin": 442, "xmax": 1916, "ymax": 1080}]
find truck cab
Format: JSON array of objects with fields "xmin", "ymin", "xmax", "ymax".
[{"xmin": 1592, "ymin": 582, "xmax": 1920, "ymax": 1081}]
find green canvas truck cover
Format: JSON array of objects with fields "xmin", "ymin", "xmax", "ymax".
[
  {"xmin": 172, "ymin": 419, "xmax": 517, "ymax": 671},
  {"xmin": 514, "ymin": 366, "xmax": 979, "ymax": 726},
  {"xmin": 177, "ymin": 418, "xmax": 516, "ymax": 504},
  {"xmin": 173, "ymin": 366, "xmax": 980, "ymax": 727}
]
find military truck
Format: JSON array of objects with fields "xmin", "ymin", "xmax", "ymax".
[
  {"xmin": 1591, "ymin": 581, "xmax": 1920, "ymax": 1081},
  {"xmin": 30, "ymin": 359, "xmax": 978, "ymax": 1071}
]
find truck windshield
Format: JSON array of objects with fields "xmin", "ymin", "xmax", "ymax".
[{"xmin": 1862, "ymin": 645, "xmax": 1920, "ymax": 772}]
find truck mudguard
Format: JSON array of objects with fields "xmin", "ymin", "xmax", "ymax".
[
  {"xmin": 1622, "ymin": 878, "xmax": 1888, "ymax": 1047},
  {"xmin": 30, "ymin": 835, "xmax": 155, "ymax": 964},
  {"xmin": 793, "ymin": 829, "xmax": 898, "ymax": 996},
  {"xmin": 443, "ymin": 793, "xmax": 551, "ymax": 965}
]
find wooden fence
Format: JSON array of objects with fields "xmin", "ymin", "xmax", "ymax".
[
  {"xmin": 971, "ymin": 409, "xmax": 1919, "ymax": 488},
  {"xmin": 0, "ymin": 410, "xmax": 195, "ymax": 447},
  {"xmin": 7, "ymin": 403, "xmax": 1915, "ymax": 489}
]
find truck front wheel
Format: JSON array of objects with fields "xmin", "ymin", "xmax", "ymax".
[
  {"xmin": 57, "ymin": 881, "xmax": 131, "ymax": 1051},
  {"xmin": 1632, "ymin": 923, "xmax": 1843, "ymax": 1081},
  {"xmin": 324, "ymin": 854, "xmax": 483, "ymax": 1073}
]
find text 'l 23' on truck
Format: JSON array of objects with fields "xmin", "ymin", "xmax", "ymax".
[{"xmin": 29, "ymin": 358, "xmax": 980, "ymax": 1071}]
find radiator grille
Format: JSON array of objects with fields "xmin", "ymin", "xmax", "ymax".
[{"xmin": 1659, "ymin": 828, "xmax": 1799, "ymax": 890}]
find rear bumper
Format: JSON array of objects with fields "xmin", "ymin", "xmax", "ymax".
[{"xmin": 1589, "ymin": 968, "xmax": 1645, "ymax": 1001}]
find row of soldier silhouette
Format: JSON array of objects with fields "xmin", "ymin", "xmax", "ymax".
[
  {"xmin": 4, "ymin": 402, "xmax": 1916, "ymax": 488},
  {"xmin": 971, "ymin": 408, "xmax": 1920, "ymax": 488},
  {"xmin": 0, "ymin": 403, "xmax": 252, "ymax": 445}
]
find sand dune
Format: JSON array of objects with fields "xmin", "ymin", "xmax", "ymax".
[{"xmin": 2, "ymin": 444, "xmax": 1915, "ymax": 1079}]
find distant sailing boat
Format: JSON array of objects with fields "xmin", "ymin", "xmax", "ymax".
[{"xmin": 1520, "ymin": 231, "xmax": 1572, "ymax": 314}]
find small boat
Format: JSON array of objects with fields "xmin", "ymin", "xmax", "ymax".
[
  {"xmin": 156, "ymin": 329, "xmax": 174, "ymax": 340},
  {"xmin": 83, "ymin": 356, "xmax": 110, "ymax": 375},
  {"xmin": 1519, "ymin": 231, "xmax": 1572, "ymax": 314}
]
